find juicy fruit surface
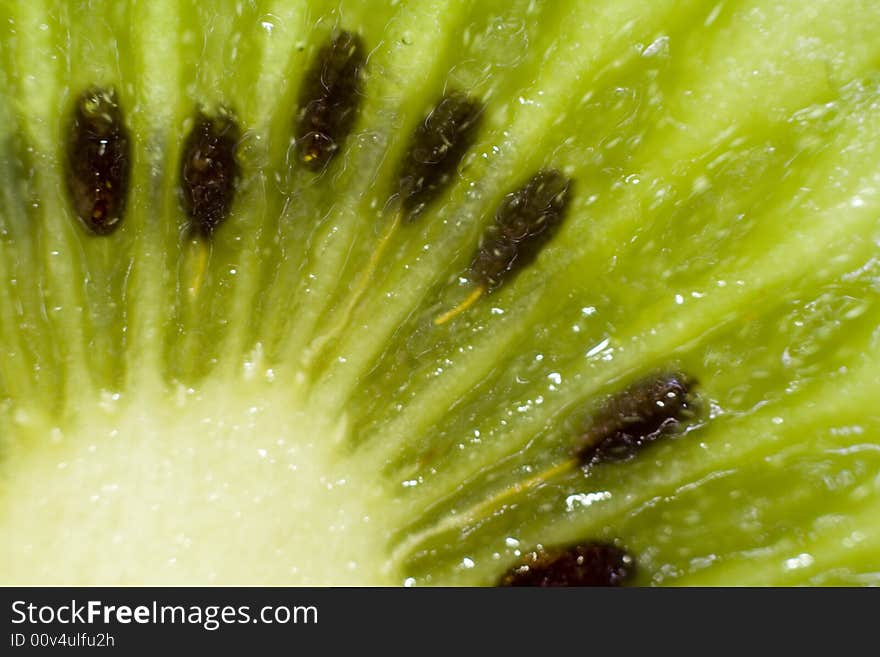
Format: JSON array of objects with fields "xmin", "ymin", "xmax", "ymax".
[{"xmin": 0, "ymin": 0, "xmax": 880, "ymax": 585}]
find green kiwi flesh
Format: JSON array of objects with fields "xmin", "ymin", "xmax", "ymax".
[{"xmin": 1, "ymin": 0, "xmax": 880, "ymax": 586}]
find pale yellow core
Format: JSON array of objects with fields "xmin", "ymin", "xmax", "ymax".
[{"xmin": 0, "ymin": 364, "xmax": 396, "ymax": 585}]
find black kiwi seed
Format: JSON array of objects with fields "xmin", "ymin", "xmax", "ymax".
[
  {"xmin": 294, "ymin": 30, "xmax": 366, "ymax": 171},
  {"xmin": 576, "ymin": 372, "xmax": 697, "ymax": 469},
  {"xmin": 470, "ymin": 169, "xmax": 572, "ymax": 291},
  {"xmin": 499, "ymin": 541, "xmax": 635, "ymax": 586},
  {"xmin": 396, "ymin": 91, "xmax": 483, "ymax": 221},
  {"xmin": 179, "ymin": 110, "xmax": 241, "ymax": 237},
  {"xmin": 64, "ymin": 87, "xmax": 131, "ymax": 235}
]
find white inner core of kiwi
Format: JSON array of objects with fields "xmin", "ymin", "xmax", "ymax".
[{"xmin": 0, "ymin": 367, "xmax": 394, "ymax": 585}]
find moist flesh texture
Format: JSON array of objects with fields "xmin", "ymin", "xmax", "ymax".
[{"xmin": 1, "ymin": 1, "xmax": 880, "ymax": 586}]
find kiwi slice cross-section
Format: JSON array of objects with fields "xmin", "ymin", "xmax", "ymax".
[{"xmin": 0, "ymin": 1, "xmax": 879, "ymax": 586}]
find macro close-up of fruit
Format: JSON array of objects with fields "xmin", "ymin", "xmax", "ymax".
[{"xmin": 1, "ymin": 0, "xmax": 879, "ymax": 586}]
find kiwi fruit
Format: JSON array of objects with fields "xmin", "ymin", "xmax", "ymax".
[{"xmin": 0, "ymin": 0, "xmax": 879, "ymax": 586}]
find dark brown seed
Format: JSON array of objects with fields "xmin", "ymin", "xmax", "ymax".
[
  {"xmin": 499, "ymin": 541, "xmax": 635, "ymax": 587},
  {"xmin": 294, "ymin": 30, "xmax": 366, "ymax": 171},
  {"xmin": 397, "ymin": 91, "xmax": 483, "ymax": 221},
  {"xmin": 470, "ymin": 169, "xmax": 572, "ymax": 291},
  {"xmin": 179, "ymin": 110, "xmax": 240, "ymax": 237},
  {"xmin": 577, "ymin": 372, "xmax": 697, "ymax": 469},
  {"xmin": 64, "ymin": 87, "xmax": 131, "ymax": 235}
]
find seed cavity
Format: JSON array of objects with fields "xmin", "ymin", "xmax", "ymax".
[
  {"xmin": 64, "ymin": 87, "xmax": 131, "ymax": 235},
  {"xmin": 179, "ymin": 109, "xmax": 241, "ymax": 237},
  {"xmin": 434, "ymin": 169, "xmax": 572, "ymax": 325},
  {"xmin": 499, "ymin": 541, "xmax": 635, "ymax": 586},
  {"xmin": 471, "ymin": 169, "xmax": 572, "ymax": 291},
  {"xmin": 294, "ymin": 30, "xmax": 366, "ymax": 171},
  {"xmin": 397, "ymin": 91, "xmax": 483, "ymax": 221},
  {"xmin": 577, "ymin": 371, "xmax": 697, "ymax": 469}
]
